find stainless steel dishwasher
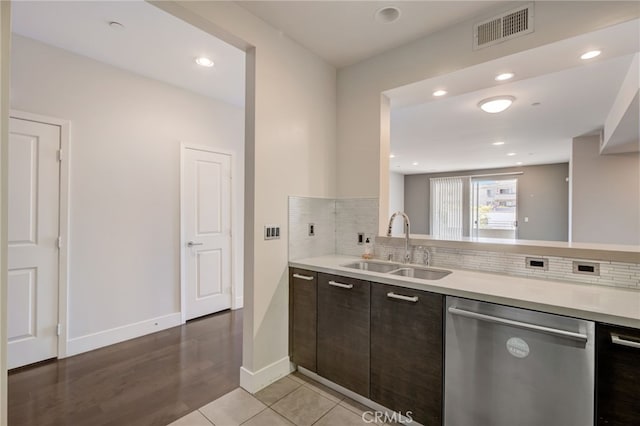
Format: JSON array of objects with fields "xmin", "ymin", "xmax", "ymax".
[{"xmin": 444, "ymin": 296, "xmax": 595, "ymax": 426}]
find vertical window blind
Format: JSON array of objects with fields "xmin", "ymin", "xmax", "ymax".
[{"xmin": 430, "ymin": 177, "xmax": 464, "ymax": 239}]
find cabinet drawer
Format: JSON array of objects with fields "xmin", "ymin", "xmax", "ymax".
[
  {"xmin": 371, "ymin": 283, "xmax": 443, "ymax": 426},
  {"xmin": 597, "ymin": 323, "xmax": 640, "ymax": 426},
  {"xmin": 317, "ymin": 273, "xmax": 370, "ymax": 397},
  {"xmin": 289, "ymin": 268, "xmax": 317, "ymax": 372}
]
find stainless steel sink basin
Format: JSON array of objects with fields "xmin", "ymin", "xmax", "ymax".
[
  {"xmin": 342, "ymin": 261, "xmax": 401, "ymax": 273},
  {"xmin": 389, "ymin": 267, "xmax": 452, "ymax": 280}
]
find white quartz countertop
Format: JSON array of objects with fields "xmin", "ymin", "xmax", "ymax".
[{"xmin": 289, "ymin": 255, "xmax": 640, "ymax": 329}]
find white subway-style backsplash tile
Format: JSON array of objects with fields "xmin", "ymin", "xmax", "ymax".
[
  {"xmin": 374, "ymin": 239, "xmax": 640, "ymax": 290},
  {"xmin": 288, "ymin": 197, "xmax": 379, "ymax": 260}
]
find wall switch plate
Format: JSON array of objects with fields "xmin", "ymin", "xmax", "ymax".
[
  {"xmin": 264, "ymin": 225, "xmax": 280, "ymax": 240},
  {"xmin": 308, "ymin": 223, "xmax": 315, "ymax": 236},
  {"xmin": 357, "ymin": 233, "xmax": 364, "ymax": 245}
]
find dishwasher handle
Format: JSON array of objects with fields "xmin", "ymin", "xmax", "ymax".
[{"xmin": 448, "ymin": 306, "xmax": 588, "ymax": 342}]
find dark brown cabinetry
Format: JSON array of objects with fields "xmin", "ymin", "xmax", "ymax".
[
  {"xmin": 289, "ymin": 268, "xmax": 317, "ymax": 372},
  {"xmin": 317, "ymin": 273, "xmax": 371, "ymax": 397},
  {"xmin": 370, "ymin": 283, "xmax": 444, "ymax": 426},
  {"xmin": 596, "ymin": 323, "xmax": 640, "ymax": 425}
]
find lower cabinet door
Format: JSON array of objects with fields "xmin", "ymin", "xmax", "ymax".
[
  {"xmin": 371, "ymin": 283, "xmax": 443, "ymax": 426},
  {"xmin": 289, "ymin": 268, "xmax": 317, "ymax": 372},
  {"xmin": 317, "ymin": 273, "xmax": 370, "ymax": 397},
  {"xmin": 597, "ymin": 323, "xmax": 640, "ymax": 425}
]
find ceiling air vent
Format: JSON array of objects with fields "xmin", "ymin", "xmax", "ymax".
[{"xmin": 474, "ymin": 3, "xmax": 534, "ymax": 50}]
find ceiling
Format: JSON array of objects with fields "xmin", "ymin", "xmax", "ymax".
[
  {"xmin": 240, "ymin": 1, "xmax": 504, "ymax": 68},
  {"xmin": 388, "ymin": 20, "xmax": 640, "ymax": 174},
  {"xmin": 11, "ymin": 1, "xmax": 246, "ymax": 107}
]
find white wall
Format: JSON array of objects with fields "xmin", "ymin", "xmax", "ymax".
[
  {"xmin": 388, "ymin": 172, "xmax": 404, "ymax": 235},
  {"xmin": 571, "ymin": 135, "xmax": 640, "ymax": 245},
  {"xmin": 10, "ymin": 35, "xmax": 245, "ymax": 353},
  {"xmin": 336, "ymin": 2, "xmax": 640, "ymax": 210},
  {"xmin": 153, "ymin": 2, "xmax": 337, "ymax": 391}
]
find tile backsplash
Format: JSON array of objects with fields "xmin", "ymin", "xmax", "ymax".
[
  {"xmin": 288, "ymin": 197, "xmax": 378, "ymax": 260},
  {"xmin": 336, "ymin": 198, "xmax": 378, "ymax": 256},
  {"xmin": 375, "ymin": 238, "xmax": 640, "ymax": 290}
]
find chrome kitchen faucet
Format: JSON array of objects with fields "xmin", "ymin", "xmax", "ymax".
[{"xmin": 387, "ymin": 212, "xmax": 411, "ymax": 264}]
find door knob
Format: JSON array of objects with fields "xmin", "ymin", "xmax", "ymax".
[{"xmin": 187, "ymin": 241, "xmax": 203, "ymax": 247}]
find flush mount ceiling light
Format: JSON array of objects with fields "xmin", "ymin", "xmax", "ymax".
[
  {"xmin": 432, "ymin": 89, "xmax": 447, "ymax": 97},
  {"xmin": 195, "ymin": 56, "xmax": 215, "ymax": 68},
  {"xmin": 495, "ymin": 72, "xmax": 514, "ymax": 81},
  {"xmin": 375, "ymin": 6, "xmax": 401, "ymax": 23},
  {"xmin": 581, "ymin": 50, "xmax": 601, "ymax": 60},
  {"xmin": 492, "ymin": 141, "xmax": 505, "ymax": 146},
  {"xmin": 507, "ymin": 152, "xmax": 516, "ymax": 156},
  {"xmin": 478, "ymin": 96, "xmax": 515, "ymax": 114},
  {"xmin": 412, "ymin": 161, "xmax": 419, "ymax": 166}
]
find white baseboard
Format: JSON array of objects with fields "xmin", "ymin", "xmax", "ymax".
[
  {"xmin": 232, "ymin": 296, "xmax": 243, "ymax": 310},
  {"xmin": 66, "ymin": 312, "xmax": 182, "ymax": 357},
  {"xmin": 240, "ymin": 356, "xmax": 294, "ymax": 393}
]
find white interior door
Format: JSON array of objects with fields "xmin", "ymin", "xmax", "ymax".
[
  {"xmin": 183, "ymin": 148, "xmax": 232, "ymax": 321},
  {"xmin": 8, "ymin": 118, "xmax": 60, "ymax": 369}
]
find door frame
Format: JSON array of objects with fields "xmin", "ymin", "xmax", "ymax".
[
  {"xmin": 179, "ymin": 143, "xmax": 235, "ymax": 324},
  {"xmin": 8, "ymin": 110, "xmax": 70, "ymax": 359}
]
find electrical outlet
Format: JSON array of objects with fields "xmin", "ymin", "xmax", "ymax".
[
  {"xmin": 357, "ymin": 233, "xmax": 364, "ymax": 245},
  {"xmin": 264, "ymin": 225, "xmax": 280, "ymax": 240}
]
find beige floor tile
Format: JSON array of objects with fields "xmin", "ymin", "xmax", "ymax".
[
  {"xmin": 241, "ymin": 408, "xmax": 295, "ymax": 426},
  {"xmin": 288, "ymin": 371, "xmax": 308, "ymax": 384},
  {"xmin": 339, "ymin": 397, "xmax": 375, "ymax": 416},
  {"xmin": 290, "ymin": 373, "xmax": 344, "ymax": 403},
  {"xmin": 302, "ymin": 380, "xmax": 344, "ymax": 403},
  {"xmin": 314, "ymin": 405, "xmax": 371, "ymax": 426},
  {"xmin": 167, "ymin": 410, "xmax": 214, "ymax": 426},
  {"xmin": 255, "ymin": 377, "xmax": 302, "ymax": 406},
  {"xmin": 199, "ymin": 388, "xmax": 266, "ymax": 426},
  {"xmin": 271, "ymin": 386, "xmax": 336, "ymax": 426}
]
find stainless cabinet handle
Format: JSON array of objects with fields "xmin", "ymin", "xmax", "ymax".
[
  {"xmin": 187, "ymin": 241, "xmax": 203, "ymax": 247},
  {"xmin": 611, "ymin": 334, "xmax": 640, "ymax": 349},
  {"xmin": 387, "ymin": 292, "xmax": 418, "ymax": 303},
  {"xmin": 293, "ymin": 273, "xmax": 314, "ymax": 281},
  {"xmin": 328, "ymin": 280, "xmax": 353, "ymax": 289},
  {"xmin": 448, "ymin": 306, "xmax": 588, "ymax": 342}
]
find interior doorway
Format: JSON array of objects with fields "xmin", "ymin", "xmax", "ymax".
[{"xmin": 181, "ymin": 146, "xmax": 233, "ymax": 321}]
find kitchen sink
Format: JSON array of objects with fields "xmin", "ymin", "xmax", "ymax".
[
  {"xmin": 342, "ymin": 261, "xmax": 401, "ymax": 273},
  {"xmin": 389, "ymin": 267, "xmax": 452, "ymax": 280}
]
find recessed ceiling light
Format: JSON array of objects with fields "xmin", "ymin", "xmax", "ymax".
[
  {"xmin": 389, "ymin": 154, "xmax": 395, "ymax": 159},
  {"xmin": 581, "ymin": 50, "xmax": 601, "ymax": 60},
  {"xmin": 507, "ymin": 152, "xmax": 516, "ymax": 156},
  {"xmin": 412, "ymin": 161, "xmax": 419, "ymax": 166},
  {"xmin": 478, "ymin": 96, "xmax": 515, "ymax": 113},
  {"xmin": 375, "ymin": 6, "xmax": 401, "ymax": 23},
  {"xmin": 195, "ymin": 56, "xmax": 215, "ymax": 68},
  {"xmin": 433, "ymin": 89, "xmax": 447, "ymax": 97},
  {"xmin": 495, "ymin": 72, "xmax": 514, "ymax": 81},
  {"xmin": 492, "ymin": 141, "xmax": 505, "ymax": 146},
  {"xmin": 516, "ymin": 161, "xmax": 523, "ymax": 165},
  {"xmin": 531, "ymin": 102, "xmax": 541, "ymax": 107},
  {"xmin": 108, "ymin": 21, "xmax": 125, "ymax": 30}
]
